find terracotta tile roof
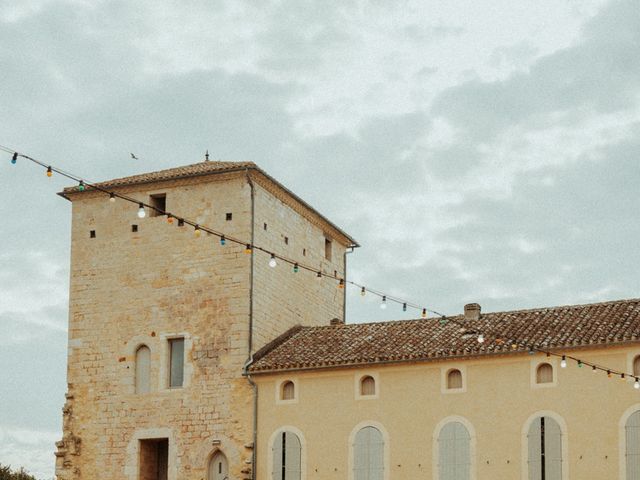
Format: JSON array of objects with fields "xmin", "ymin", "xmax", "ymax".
[
  {"xmin": 248, "ymin": 298, "xmax": 640, "ymax": 373},
  {"xmin": 62, "ymin": 161, "xmax": 255, "ymax": 192}
]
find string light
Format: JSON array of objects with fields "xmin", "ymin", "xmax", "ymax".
[
  {"xmin": 6, "ymin": 145, "xmax": 640, "ymax": 392},
  {"xmin": 194, "ymin": 225, "xmax": 201, "ymax": 237},
  {"xmin": 220, "ymin": 235, "xmax": 226, "ymax": 246},
  {"xmin": 402, "ymin": 303, "xmax": 407, "ymax": 312},
  {"xmin": 245, "ymin": 244, "xmax": 252, "ymax": 254},
  {"xmin": 293, "ymin": 263, "xmax": 299, "ymax": 273},
  {"xmin": 361, "ymin": 287, "xmax": 366, "ymax": 296}
]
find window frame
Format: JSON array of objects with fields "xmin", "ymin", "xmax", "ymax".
[
  {"xmin": 531, "ymin": 358, "xmax": 558, "ymax": 389},
  {"xmin": 354, "ymin": 371, "xmax": 380, "ymax": 400},
  {"xmin": 441, "ymin": 365, "xmax": 467, "ymax": 394},
  {"xmin": 433, "ymin": 416, "xmax": 477, "ymax": 480},
  {"xmin": 268, "ymin": 426, "xmax": 306, "ymax": 480},
  {"xmin": 521, "ymin": 411, "xmax": 568, "ymax": 480},
  {"xmin": 275, "ymin": 378, "xmax": 299, "ymax": 405},
  {"xmin": 348, "ymin": 421, "xmax": 389, "ymax": 480},
  {"xmin": 134, "ymin": 344, "xmax": 151, "ymax": 395}
]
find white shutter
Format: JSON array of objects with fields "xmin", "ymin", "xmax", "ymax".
[
  {"xmin": 627, "ymin": 411, "xmax": 640, "ymax": 480},
  {"xmin": 439, "ymin": 422, "xmax": 470, "ymax": 480},
  {"xmin": 544, "ymin": 417, "xmax": 562, "ymax": 480},
  {"xmin": 369, "ymin": 428, "xmax": 384, "ymax": 480},
  {"xmin": 354, "ymin": 427, "xmax": 384, "ymax": 480},
  {"xmin": 272, "ymin": 432, "xmax": 283, "ymax": 480},
  {"xmin": 285, "ymin": 432, "xmax": 302, "ymax": 480},
  {"xmin": 527, "ymin": 419, "xmax": 542, "ymax": 480}
]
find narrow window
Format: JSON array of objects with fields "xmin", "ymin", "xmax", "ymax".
[
  {"xmin": 353, "ymin": 426, "xmax": 384, "ymax": 480},
  {"xmin": 302, "ymin": 248, "xmax": 306, "ymax": 257},
  {"xmin": 324, "ymin": 237, "xmax": 332, "ymax": 261},
  {"xmin": 169, "ymin": 338, "xmax": 184, "ymax": 388},
  {"xmin": 447, "ymin": 369, "xmax": 463, "ymax": 389},
  {"xmin": 226, "ymin": 213, "xmax": 232, "ymax": 221},
  {"xmin": 360, "ymin": 376, "xmax": 376, "ymax": 396},
  {"xmin": 149, "ymin": 194, "xmax": 166, "ymax": 217},
  {"xmin": 208, "ymin": 451, "xmax": 229, "ymax": 480},
  {"xmin": 527, "ymin": 416, "xmax": 562, "ymax": 480},
  {"xmin": 264, "ymin": 223, "xmax": 268, "ymax": 231},
  {"xmin": 634, "ymin": 356, "xmax": 640, "ymax": 377},
  {"xmin": 272, "ymin": 431, "xmax": 302, "ymax": 480},
  {"xmin": 89, "ymin": 230, "xmax": 96, "ymax": 238},
  {"xmin": 438, "ymin": 422, "xmax": 471, "ymax": 480},
  {"xmin": 132, "ymin": 224, "xmax": 138, "ymax": 233},
  {"xmin": 536, "ymin": 363, "xmax": 553, "ymax": 384},
  {"xmin": 625, "ymin": 410, "xmax": 640, "ymax": 479},
  {"xmin": 135, "ymin": 345, "xmax": 151, "ymax": 394},
  {"xmin": 139, "ymin": 438, "xmax": 168, "ymax": 480},
  {"xmin": 281, "ymin": 381, "xmax": 295, "ymax": 401},
  {"xmin": 284, "ymin": 236, "xmax": 289, "ymax": 245}
]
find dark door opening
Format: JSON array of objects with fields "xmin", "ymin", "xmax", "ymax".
[{"xmin": 139, "ymin": 438, "xmax": 168, "ymax": 480}]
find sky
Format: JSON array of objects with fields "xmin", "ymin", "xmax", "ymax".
[{"xmin": 1, "ymin": 0, "xmax": 639, "ymax": 477}]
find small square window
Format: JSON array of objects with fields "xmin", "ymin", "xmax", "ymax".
[
  {"xmin": 132, "ymin": 225, "xmax": 138, "ymax": 233},
  {"xmin": 89, "ymin": 230, "xmax": 96, "ymax": 238},
  {"xmin": 325, "ymin": 237, "xmax": 332, "ymax": 261},
  {"xmin": 284, "ymin": 236, "xmax": 289, "ymax": 245},
  {"xmin": 263, "ymin": 223, "xmax": 268, "ymax": 231},
  {"xmin": 226, "ymin": 213, "xmax": 232, "ymax": 221},
  {"xmin": 149, "ymin": 194, "xmax": 166, "ymax": 217},
  {"xmin": 178, "ymin": 219, "xmax": 184, "ymax": 227}
]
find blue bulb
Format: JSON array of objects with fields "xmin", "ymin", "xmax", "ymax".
[{"xmin": 220, "ymin": 237, "xmax": 226, "ymax": 246}]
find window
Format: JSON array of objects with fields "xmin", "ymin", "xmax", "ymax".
[
  {"xmin": 169, "ymin": 338, "xmax": 184, "ymax": 388},
  {"xmin": 626, "ymin": 411, "xmax": 640, "ymax": 479},
  {"xmin": 139, "ymin": 438, "xmax": 168, "ymax": 480},
  {"xmin": 89, "ymin": 230, "xmax": 96, "ymax": 238},
  {"xmin": 272, "ymin": 431, "xmax": 302, "ymax": 480},
  {"xmin": 353, "ymin": 426, "xmax": 384, "ymax": 480},
  {"xmin": 447, "ymin": 369, "xmax": 463, "ymax": 389},
  {"xmin": 438, "ymin": 422, "xmax": 471, "ymax": 480},
  {"xmin": 135, "ymin": 345, "xmax": 151, "ymax": 394},
  {"xmin": 360, "ymin": 376, "xmax": 376, "ymax": 396},
  {"xmin": 281, "ymin": 381, "xmax": 295, "ymax": 401},
  {"xmin": 208, "ymin": 451, "xmax": 229, "ymax": 480},
  {"xmin": 132, "ymin": 224, "xmax": 138, "ymax": 232},
  {"xmin": 527, "ymin": 416, "xmax": 562, "ymax": 480},
  {"xmin": 324, "ymin": 237, "xmax": 332, "ymax": 261},
  {"xmin": 536, "ymin": 363, "xmax": 553, "ymax": 384},
  {"xmin": 149, "ymin": 194, "xmax": 166, "ymax": 217},
  {"xmin": 226, "ymin": 212, "xmax": 232, "ymax": 221},
  {"xmin": 634, "ymin": 356, "xmax": 640, "ymax": 377}
]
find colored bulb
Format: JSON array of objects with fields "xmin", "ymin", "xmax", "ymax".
[
  {"xmin": 245, "ymin": 244, "xmax": 252, "ymax": 254},
  {"xmin": 46, "ymin": 166, "xmax": 52, "ymax": 177},
  {"xmin": 220, "ymin": 236, "xmax": 226, "ymax": 246},
  {"xmin": 269, "ymin": 255, "xmax": 277, "ymax": 268},
  {"xmin": 293, "ymin": 263, "xmax": 299, "ymax": 273},
  {"xmin": 137, "ymin": 203, "xmax": 146, "ymax": 218},
  {"xmin": 78, "ymin": 181, "xmax": 85, "ymax": 191},
  {"xmin": 11, "ymin": 152, "xmax": 17, "ymax": 164},
  {"xmin": 167, "ymin": 215, "xmax": 174, "ymax": 224},
  {"xmin": 338, "ymin": 279, "xmax": 344, "ymax": 289},
  {"xmin": 194, "ymin": 226, "xmax": 201, "ymax": 237}
]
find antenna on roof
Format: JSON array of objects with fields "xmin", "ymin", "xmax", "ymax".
[{"xmin": 205, "ymin": 150, "xmax": 210, "ymax": 162}]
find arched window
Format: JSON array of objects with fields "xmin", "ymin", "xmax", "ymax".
[
  {"xmin": 527, "ymin": 416, "xmax": 562, "ymax": 480},
  {"xmin": 633, "ymin": 356, "xmax": 640, "ymax": 377},
  {"xmin": 281, "ymin": 381, "xmax": 295, "ymax": 401},
  {"xmin": 625, "ymin": 410, "xmax": 640, "ymax": 479},
  {"xmin": 536, "ymin": 363, "xmax": 554, "ymax": 384},
  {"xmin": 438, "ymin": 422, "xmax": 471, "ymax": 480},
  {"xmin": 447, "ymin": 369, "xmax": 463, "ymax": 389},
  {"xmin": 360, "ymin": 376, "xmax": 376, "ymax": 396},
  {"xmin": 135, "ymin": 345, "xmax": 151, "ymax": 394},
  {"xmin": 272, "ymin": 431, "xmax": 302, "ymax": 480},
  {"xmin": 353, "ymin": 426, "xmax": 384, "ymax": 480},
  {"xmin": 208, "ymin": 451, "xmax": 228, "ymax": 480}
]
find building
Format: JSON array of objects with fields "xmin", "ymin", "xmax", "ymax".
[{"xmin": 54, "ymin": 160, "xmax": 640, "ymax": 480}]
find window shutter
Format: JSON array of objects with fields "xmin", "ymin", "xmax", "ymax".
[
  {"xmin": 439, "ymin": 422, "xmax": 470, "ymax": 480},
  {"xmin": 447, "ymin": 370, "xmax": 463, "ymax": 389},
  {"xmin": 536, "ymin": 363, "xmax": 553, "ymax": 384},
  {"xmin": 282, "ymin": 381, "xmax": 295, "ymax": 400},
  {"xmin": 627, "ymin": 411, "xmax": 640, "ymax": 480},
  {"xmin": 285, "ymin": 432, "xmax": 302, "ymax": 480},
  {"xmin": 634, "ymin": 357, "xmax": 640, "ymax": 377},
  {"xmin": 354, "ymin": 427, "xmax": 384, "ymax": 480},
  {"xmin": 527, "ymin": 419, "xmax": 542, "ymax": 480},
  {"xmin": 369, "ymin": 428, "xmax": 384, "ymax": 480},
  {"xmin": 544, "ymin": 417, "xmax": 563, "ymax": 480},
  {"xmin": 272, "ymin": 432, "xmax": 283, "ymax": 480},
  {"xmin": 361, "ymin": 376, "xmax": 376, "ymax": 395}
]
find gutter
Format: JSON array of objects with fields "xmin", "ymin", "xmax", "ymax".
[{"xmin": 243, "ymin": 169, "xmax": 258, "ymax": 480}]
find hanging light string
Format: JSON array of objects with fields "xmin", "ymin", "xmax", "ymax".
[{"xmin": 3, "ymin": 145, "xmax": 639, "ymax": 389}]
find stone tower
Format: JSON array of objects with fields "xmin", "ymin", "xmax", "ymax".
[{"xmin": 54, "ymin": 161, "xmax": 357, "ymax": 480}]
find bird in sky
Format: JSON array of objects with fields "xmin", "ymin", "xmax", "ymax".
[{"xmin": 130, "ymin": 153, "xmax": 139, "ymax": 160}]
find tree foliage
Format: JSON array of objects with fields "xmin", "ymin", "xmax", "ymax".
[{"xmin": 0, "ymin": 464, "xmax": 38, "ymax": 480}]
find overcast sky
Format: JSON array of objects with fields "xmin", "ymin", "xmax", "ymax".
[{"xmin": 2, "ymin": 0, "xmax": 639, "ymax": 477}]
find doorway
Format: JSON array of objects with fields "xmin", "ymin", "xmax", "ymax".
[
  {"xmin": 208, "ymin": 451, "xmax": 229, "ymax": 480},
  {"xmin": 139, "ymin": 438, "xmax": 168, "ymax": 480}
]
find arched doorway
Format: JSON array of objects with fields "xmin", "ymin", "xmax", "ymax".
[{"xmin": 208, "ymin": 451, "xmax": 229, "ymax": 480}]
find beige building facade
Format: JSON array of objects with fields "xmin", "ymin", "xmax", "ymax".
[{"xmin": 54, "ymin": 160, "xmax": 640, "ymax": 480}]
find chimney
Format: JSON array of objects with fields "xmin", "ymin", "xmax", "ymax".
[
  {"xmin": 464, "ymin": 303, "xmax": 481, "ymax": 321},
  {"xmin": 330, "ymin": 318, "xmax": 344, "ymax": 326}
]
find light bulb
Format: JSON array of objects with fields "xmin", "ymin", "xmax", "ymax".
[
  {"xmin": 361, "ymin": 287, "xmax": 366, "ymax": 296},
  {"xmin": 194, "ymin": 226, "xmax": 201, "ymax": 237},
  {"xmin": 78, "ymin": 181, "xmax": 85, "ymax": 192},
  {"xmin": 578, "ymin": 361, "xmax": 583, "ymax": 368},
  {"xmin": 46, "ymin": 166, "xmax": 52, "ymax": 177},
  {"xmin": 380, "ymin": 296, "xmax": 387, "ymax": 309},
  {"xmin": 560, "ymin": 356, "xmax": 567, "ymax": 368},
  {"xmin": 137, "ymin": 203, "xmax": 146, "ymax": 218},
  {"xmin": 402, "ymin": 303, "xmax": 407, "ymax": 312},
  {"xmin": 109, "ymin": 193, "xmax": 116, "ymax": 203},
  {"xmin": 338, "ymin": 279, "xmax": 344, "ymax": 289},
  {"xmin": 635, "ymin": 379, "xmax": 640, "ymax": 389},
  {"xmin": 220, "ymin": 236, "xmax": 226, "ymax": 246},
  {"xmin": 167, "ymin": 215, "xmax": 174, "ymax": 224},
  {"xmin": 245, "ymin": 244, "xmax": 252, "ymax": 254},
  {"xmin": 269, "ymin": 254, "xmax": 277, "ymax": 268},
  {"xmin": 422, "ymin": 308, "xmax": 427, "ymax": 319},
  {"xmin": 11, "ymin": 152, "xmax": 17, "ymax": 164},
  {"xmin": 477, "ymin": 334, "xmax": 485, "ymax": 344},
  {"xmin": 293, "ymin": 263, "xmax": 299, "ymax": 273}
]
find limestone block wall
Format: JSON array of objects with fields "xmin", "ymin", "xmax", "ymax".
[
  {"xmin": 250, "ymin": 180, "xmax": 348, "ymax": 351},
  {"xmin": 254, "ymin": 344, "xmax": 640, "ymax": 480},
  {"xmin": 56, "ymin": 174, "xmax": 255, "ymax": 480}
]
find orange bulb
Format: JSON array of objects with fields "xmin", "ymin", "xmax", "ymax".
[
  {"xmin": 46, "ymin": 169, "xmax": 52, "ymax": 177},
  {"xmin": 167, "ymin": 216, "xmax": 174, "ymax": 224}
]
